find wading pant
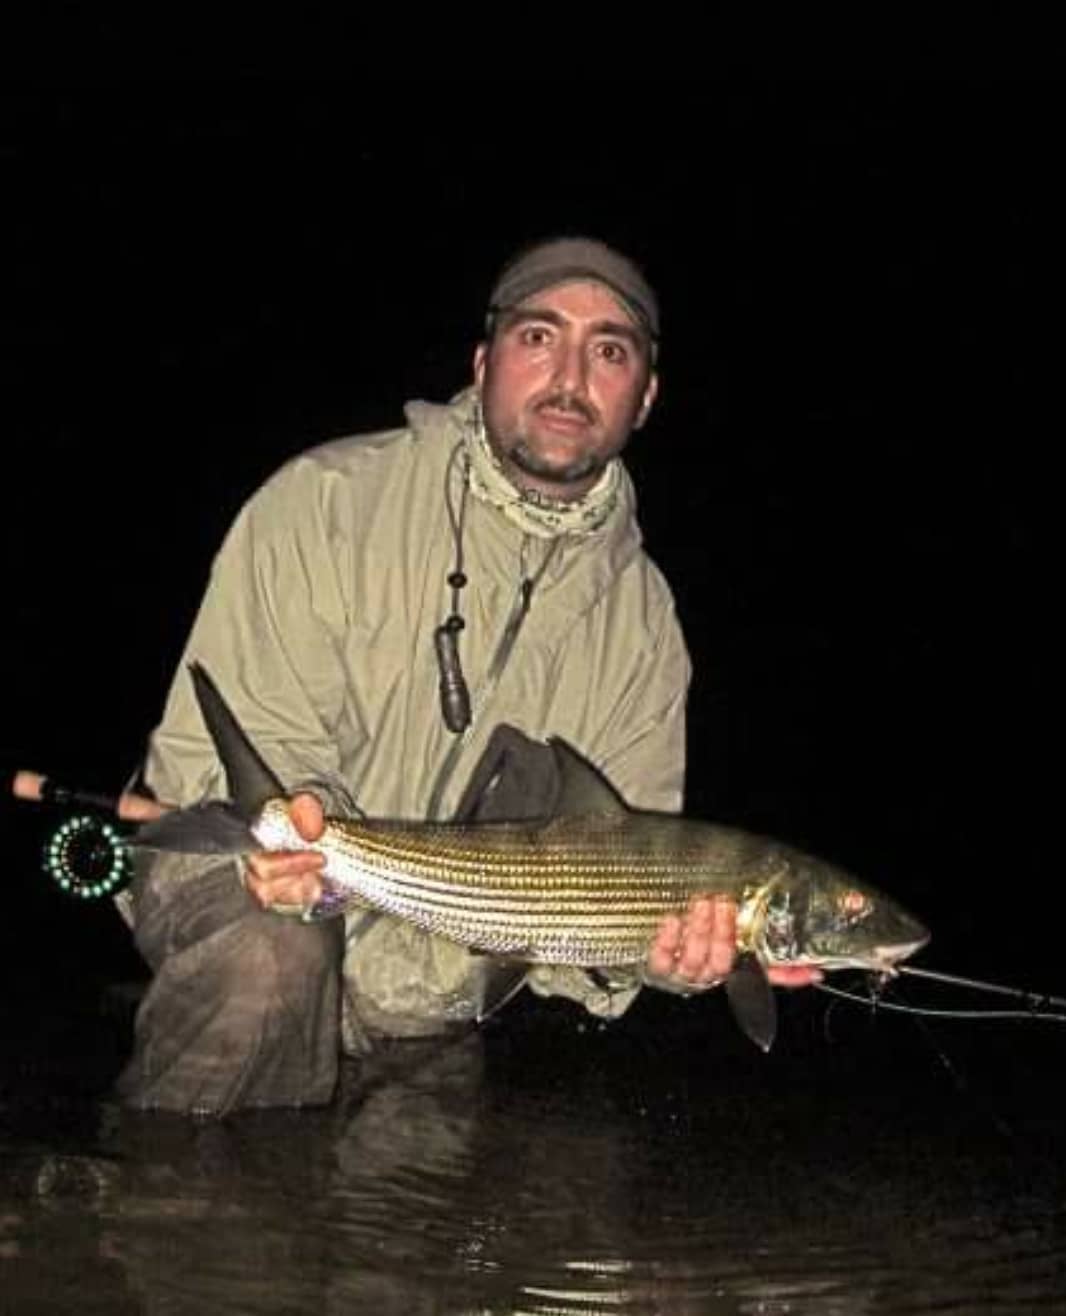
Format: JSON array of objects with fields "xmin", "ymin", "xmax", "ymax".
[
  {"xmin": 117, "ymin": 724, "xmax": 563, "ymax": 1116},
  {"xmin": 117, "ymin": 856, "xmax": 344, "ymax": 1115}
]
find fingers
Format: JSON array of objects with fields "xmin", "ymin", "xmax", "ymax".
[
  {"xmin": 241, "ymin": 793, "xmax": 327, "ymax": 912},
  {"xmin": 648, "ymin": 895, "xmax": 737, "ymax": 987},
  {"xmin": 647, "ymin": 914, "xmax": 684, "ymax": 978},
  {"xmin": 243, "ymin": 847, "xmax": 325, "ymax": 912},
  {"xmin": 766, "ymin": 964, "xmax": 824, "ymax": 988},
  {"xmin": 676, "ymin": 895, "xmax": 734, "ymax": 982},
  {"xmin": 647, "ymin": 895, "xmax": 825, "ymax": 992},
  {"xmin": 116, "ymin": 792, "xmax": 169, "ymax": 822}
]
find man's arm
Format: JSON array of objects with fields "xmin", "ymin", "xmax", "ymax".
[
  {"xmin": 144, "ymin": 461, "xmax": 354, "ymax": 813},
  {"xmin": 572, "ymin": 585, "xmax": 821, "ymax": 997},
  {"xmin": 128, "ymin": 461, "xmax": 357, "ymax": 941}
]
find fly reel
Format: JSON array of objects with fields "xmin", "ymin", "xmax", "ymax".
[{"xmin": 42, "ymin": 813, "xmax": 132, "ymax": 899}]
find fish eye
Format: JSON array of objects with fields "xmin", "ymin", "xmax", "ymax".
[{"xmin": 837, "ymin": 889, "xmax": 871, "ymax": 922}]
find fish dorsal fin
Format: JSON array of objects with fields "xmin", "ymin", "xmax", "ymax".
[
  {"xmin": 546, "ymin": 739, "xmax": 629, "ymax": 819},
  {"xmin": 188, "ymin": 663, "xmax": 285, "ymax": 821}
]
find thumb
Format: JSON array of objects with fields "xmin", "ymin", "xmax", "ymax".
[{"xmin": 289, "ymin": 792, "xmax": 325, "ymax": 842}]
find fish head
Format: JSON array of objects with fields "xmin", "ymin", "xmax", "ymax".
[{"xmin": 750, "ymin": 854, "xmax": 929, "ymax": 973}]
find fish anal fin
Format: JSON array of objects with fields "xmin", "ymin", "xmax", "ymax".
[
  {"xmin": 475, "ymin": 964, "xmax": 529, "ymax": 1023},
  {"xmin": 726, "ymin": 952, "xmax": 778, "ymax": 1052}
]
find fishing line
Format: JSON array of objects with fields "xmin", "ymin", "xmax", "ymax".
[
  {"xmin": 814, "ymin": 975, "xmax": 1024, "ymax": 1140},
  {"xmin": 813, "ymin": 980, "xmax": 1066, "ymax": 1025},
  {"xmin": 820, "ymin": 977, "xmax": 874, "ymax": 1044},
  {"xmin": 895, "ymin": 976, "xmax": 1019, "ymax": 1143},
  {"xmin": 898, "ymin": 963, "xmax": 1066, "ymax": 1012}
]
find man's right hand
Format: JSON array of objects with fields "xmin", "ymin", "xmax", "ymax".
[{"xmin": 243, "ymin": 792, "xmax": 326, "ymax": 912}]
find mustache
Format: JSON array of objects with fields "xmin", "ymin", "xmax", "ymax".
[{"xmin": 533, "ymin": 392, "xmax": 599, "ymax": 425}]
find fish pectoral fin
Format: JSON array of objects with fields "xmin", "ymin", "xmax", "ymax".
[
  {"xmin": 725, "ymin": 953, "xmax": 778, "ymax": 1052},
  {"xmin": 474, "ymin": 963, "xmax": 529, "ymax": 1023},
  {"xmin": 135, "ymin": 802, "xmax": 257, "ymax": 855}
]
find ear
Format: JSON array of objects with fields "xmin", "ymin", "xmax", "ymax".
[
  {"xmin": 473, "ymin": 341, "xmax": 488, "ymax": 390},
  {"xmin": 633, "ymin": 370, "xmax": 659, "ymax": 431}
]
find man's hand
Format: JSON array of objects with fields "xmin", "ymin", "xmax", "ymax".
[
  {"xmin": 242, "ymin": 793, "xmax": 326, "ymax": 912},
  {"xmin": 647, "ymin": 894, "xmax": 823, "ymax": 990}
]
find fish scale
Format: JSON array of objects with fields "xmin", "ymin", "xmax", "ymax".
[
  {"xmin": 257, "ymin": 802, "xmax": 791, "ymax": 965},
  {"xmin": 141, "ymin": 662, "xmax": 931, "ymax": 1050}
]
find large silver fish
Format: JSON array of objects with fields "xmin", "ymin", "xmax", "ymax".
[{"xmin": 138, "ymin": 665, "xmax": 929, "ymax": 1048}]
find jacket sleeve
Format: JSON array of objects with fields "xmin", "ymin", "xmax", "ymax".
[
  {"xmin": 522, "ymin": 570, "xmax": 691, "ymax": 1018},
  {"xmin": 143, "ymin": 459, "xmax": 357, "ymax": 813},
  {"xmin": 129, "ymin": 461, "xmax": 520, "ymax": 1047},
  {"xmin": 584, "ymin": 580, "xmax": 691, "ymax": 814},
  {"xmin": 133, "ymin": 464, "xmax": 692, "ymax": 1032},
  {"xmin": 130, "ymin": 463, "xmax": 360, "ymax": 933}
]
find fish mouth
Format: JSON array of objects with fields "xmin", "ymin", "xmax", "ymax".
[
  {"xmin": 870, "ymin": 936, "xmax": 930, "ymax": 971},
  {"xmin": 787, "ymin": 936, "xmax": 930, "ymax": 974}
]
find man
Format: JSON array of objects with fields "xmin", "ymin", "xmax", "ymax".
[{"xmin": 119, "ymin": 237, "xmax": 815, "ymax": 1115}]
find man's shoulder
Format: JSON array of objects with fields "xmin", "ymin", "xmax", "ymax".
[
  {"xmin": 616, "ymin": 544, "xmax": 683, "ymax": 631},
  {"xmin": 600, "ymin": 474, "xmax": 680, "ymax": 614},
  {"xmin": 593, "ymin": 496, "xmax": 685, "ymax": 649},
  {"xmin": 297, "ymin": 422, "xmax": 414, "ymax": 478},
  {"xmin": 276, "ymin": 394, "xmax": 469, "ymax": 485}
]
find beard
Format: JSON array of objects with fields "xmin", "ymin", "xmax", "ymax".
[
  {"xmin": 496, "ymin": 391, "xmax": 613, "ymax": 488},
  {"xmin": 503, "ymin": 439, "xmax": 606, "ymax": 488}
]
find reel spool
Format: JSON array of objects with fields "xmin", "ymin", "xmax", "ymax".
[{"xmin": 43, "ymin": 813, "xmax": 132, "ymax": 899}]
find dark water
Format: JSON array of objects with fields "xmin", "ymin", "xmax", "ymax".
[{"xmin": 3, "ymin": 981, "xmax": 1066, "ymax": 1315}]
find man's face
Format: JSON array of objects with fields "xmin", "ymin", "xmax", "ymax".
[{"xmin": 473, "ymin": 280, "xmax": 658, "ymax": 501}]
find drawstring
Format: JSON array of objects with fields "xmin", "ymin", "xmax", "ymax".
[
  {"xmin": 435, "ymin": 444, "xmax": 473, "ymax": 733},
  {"xmin": 426, "ymin": 530, "xmax": 561, "ymax": 822}
]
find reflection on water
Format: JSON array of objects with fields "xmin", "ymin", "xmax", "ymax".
[{"xmin": 2, "ymin": 994, "xmax": 1066, "ymax": 1314}]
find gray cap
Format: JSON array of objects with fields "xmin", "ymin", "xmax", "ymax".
[{"xmin": 486, "ymin": 236, "xmax": 659, "ymax": 341}]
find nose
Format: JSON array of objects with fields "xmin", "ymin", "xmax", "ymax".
[{"xmin": 551, "ymin": 333, "xmax": 589, "ymax": 397}]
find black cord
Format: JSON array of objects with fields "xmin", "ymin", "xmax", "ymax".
[{"xmin": 437, "ymin": 445, "xmax": 473, "ymax": 732}]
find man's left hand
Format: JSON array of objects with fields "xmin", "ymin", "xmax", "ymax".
[{"xmin": 647, "ymin": 894, "xmax": 823, "ymax": 990}]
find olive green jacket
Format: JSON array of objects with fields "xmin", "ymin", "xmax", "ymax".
[{"xmin": 138, "ymin": 390, "xmax": 691, "ymax": 1047}]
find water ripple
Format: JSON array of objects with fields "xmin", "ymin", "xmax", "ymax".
[{"xmin": 3, "ymin": 1026, "xmax": 1066, "ymax": 1313}]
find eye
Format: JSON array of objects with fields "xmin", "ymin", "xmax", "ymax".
[
  {"xmin": 838, "ymin": 889, "xmax": 871, "ymax": 922},
  {"xmin": 595, "ymin": 340, "xmax": 630, "ymax": 365},
  {"xmin": 518, "ymin": 324, "xmax": 554, "ymax": 348}
]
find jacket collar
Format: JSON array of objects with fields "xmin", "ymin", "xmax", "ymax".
[{"xmin": 404, "ymin": 392, "xmax": 645, "ymax": 638}]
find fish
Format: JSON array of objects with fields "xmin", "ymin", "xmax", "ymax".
[{"xmin": 136, "ymin": 664, "xmax": 930, "ymax": 1049}]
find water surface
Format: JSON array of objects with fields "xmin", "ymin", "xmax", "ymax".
[{"xmin": 3, "ymin": 984, "xmax": 1065, "ymax": 1313}]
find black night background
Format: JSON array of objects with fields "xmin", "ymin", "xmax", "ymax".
[
  {"xmin": 4, "ymin": 76, "xmax": 1066, "ymax": 1316},
  {"xmin": 2, "ymin": 80, "xmax": 1059, "ymax": 1027}
]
